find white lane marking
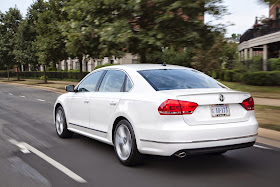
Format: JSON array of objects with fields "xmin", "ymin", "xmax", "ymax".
[
  {"xmin": 254, "ymin": 145, "xmax": 272, "ymax": 150},
  {"xmin": 9, "ymin": 139, "xmax": 31, "ymax": 154},
  {"xmin": 37, "ymin": 99, "xmax": 45, "ymax": 102},
  {"xmin": 9, "ymin": 93, "xmax": 13, "ymax": 95},
  {"xmin": 20, "ymin": 95, "xmax": 26, "ymax": 98},
  {"xmin": 8, "ymin": 139, "xmax": 87, "ymax": 183}
]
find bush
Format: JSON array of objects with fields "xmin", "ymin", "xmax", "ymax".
[
  {"xmin": 224, "ymin": 70, "xmax": 234, "ymax": 82},
  {"xmin": 46, "ymin": 67, "xmax": 57, "ymax": 71},
  {"xmin": 219, "ymin": 71, "xmax": 225, "ymax": 81},
  {"xmin": 94, "ymin": 63, "xmax": 117, "ymax": 70},
  {"xmin": 267, "ymin": 58, "xmax": 280, "ymax": 71},
  {"xmin": 211, "ymin": 71, "xmax": 219, "ymax": 79},
  {"xmin": 146, "ymin": 49, "xmax": 193, "ymax": 68},
  {"xmin": 242, "ymin": 71, "xmax": 280, "ymax": 86}
]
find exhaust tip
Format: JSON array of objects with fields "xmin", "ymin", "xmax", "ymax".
[{"xmin": 175, "ymin": 152, "xmax": 187, "ymax": 158}]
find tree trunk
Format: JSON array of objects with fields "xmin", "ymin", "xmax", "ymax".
[
  {"xmin": 79, "ymin": 56, "xmax": 83, "ymax": 81},
  {"xmin": 43, "ymin": 65, "xmax": 47, "ymax": 84},
  {"xmin": 140, "ymin": 50, "xmax": 147, "ymax": 64},
  {"xmin": 17, "ymin": 66, "xmax": 20, "ymax": 81},
  {"xmin": 7, "ymin": 65, "xmax": 10, "ymax": 81}
]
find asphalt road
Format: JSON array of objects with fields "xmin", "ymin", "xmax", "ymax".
[{"xmin": 0, "ymin": 83, "xmax": 280, "ymax": 187}]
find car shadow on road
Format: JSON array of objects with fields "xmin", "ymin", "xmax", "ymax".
[{"xmin": 68, "ymin": 133, "xmax": 259, "ymax": 175}]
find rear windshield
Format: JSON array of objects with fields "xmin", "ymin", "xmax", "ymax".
[{"xmin": 138, "ymin": 69, "xmax": 223, "ymax": 91}]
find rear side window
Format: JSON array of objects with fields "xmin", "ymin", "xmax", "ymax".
[
  {"xmin": 124, "ymin": 76, "xmax": 133, "ymax": 92},
  {"xmin": 138, "ymin": 69, "xmax": 223, "ymax": 91},
  {"xmin": 99, "ymin": 70, "xmax": 126, "ymax": 92}
]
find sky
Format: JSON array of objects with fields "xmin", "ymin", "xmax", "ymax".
[{"xmin": 0, "ymin": 0, "xmax": 269, "ymax": 37}]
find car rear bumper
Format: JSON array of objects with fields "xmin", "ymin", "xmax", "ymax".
[
  {"xmin": 174, "ymin": 141, "xmax": 255, "ymax": 156},
  {"xmin": 138, "ymin": 135, "xmax": 256, "ymax": 156},
  {"xmin": 136, "ymin": 117, "xmax": 258, "ymax": 156}
]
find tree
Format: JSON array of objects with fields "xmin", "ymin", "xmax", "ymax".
[
  {"xmin": 62, "ymin": 0, "xmax": 226, "ymax": 64},
  {"xmin": 34, "ymin": 0, "xmax": 67, "ymax": 83},
  {"xmin": 192, "ymin": 34, "xmax": 226, "ymax": 73},
  {"xmin": 61, "ymin": 0, "xmax": 101, "ymax": 80},
  {"xmin": 259, "ymin": 0, "xmax": 279, "ymax": 4},
  {"xmin": 0, "ymin": 8, "xmax": 22, "ymax": 80},
  {"xmin": 13, "ymin": 0, "xmax": 46, "ymax": 73}
]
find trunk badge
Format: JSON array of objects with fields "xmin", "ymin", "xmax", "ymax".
[{"xmin": 219, "ymin": 94, "xmax": 224, "ymax": 102}]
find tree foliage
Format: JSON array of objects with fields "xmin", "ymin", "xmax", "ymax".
[
  {"xmin": 0, "ymin": 0, "xmax": 228, "ymax": 80},
  {"xmin": 0, "ymin": 7, "xmax": 22, "ymax": 79},
  {"xmin": 62, "ymin": 0, "xmax": 226, "ymax": 63},
  {"xmin": 34, "ymin": 0, "xmax": 67, "ymax": 83}
]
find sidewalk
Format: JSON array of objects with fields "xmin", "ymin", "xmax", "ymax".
[
  {"xmin": 258, "ymin": 128, "xmax": 280, "ymax": 148},
  {"xmin": 254, "ymin": 97, "xmax": 280, "ymax": 107}
]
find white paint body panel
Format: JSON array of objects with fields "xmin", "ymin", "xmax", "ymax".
[{"xmin": 54, "ymin": 64, "xmax": 258, "ymax": 156}]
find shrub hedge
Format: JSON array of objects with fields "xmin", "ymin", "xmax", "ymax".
[
  {"xmin": 212, "ymin": 69, "xmax": 280, "ymax": 86},
  {"xmin": 212, "ymin": 69, "xmax": 246, "ymax": 82},
  {"xmin": 242, "ymin": 71, "xmax": 280, "ymax": 86},
  {"xmin": 0, "ymin": 71, "xmax": 89, "ymax": 80}
]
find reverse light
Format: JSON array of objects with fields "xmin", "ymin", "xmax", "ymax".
[
  {"xmin": 158, "ymin": 99, "xmax": 198, "ymax": 115},
  {"xmin": 241, "ymin": 97, "xmax": 254, "ymax": 111}
]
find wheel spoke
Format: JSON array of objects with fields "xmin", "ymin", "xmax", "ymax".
[
  {"xmin": 56, "ymin": 110, "xmax": 64, "ymax": 135},
  {"xmin": 115, "ymin": 124, "xmax": 132, "ymax": 161}
]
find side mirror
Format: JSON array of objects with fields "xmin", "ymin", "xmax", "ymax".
[{"xmin": 65, "ymin": 85, "xmax": 75, "ymax": 92}]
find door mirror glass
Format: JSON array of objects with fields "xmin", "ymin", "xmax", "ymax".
[{"xmin": 65, "ymin": 85, "xmax": 75, "ymax": 92}]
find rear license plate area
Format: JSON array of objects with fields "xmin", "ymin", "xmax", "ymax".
[{"xmin": 210, "ymin": 104, "xmax": 230, "ymax": 117}]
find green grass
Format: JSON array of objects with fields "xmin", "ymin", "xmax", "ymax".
[
  {"xmin": 259, "ymin": 124, "xmax": 280, "ymax": 132},
  {"xmin": 255, "ymin": 105, "xmax": 280, "ymax": 132},
  {"xmin": 219, "ymin": 81, "xmax": 280, "ymax": 99},
  {"xmin": 0, "ymin": 78, "xmax": 78, "ymax": 91},
  {"xmin": 255, "ymin": 105, "xmax": 280, "ymax": 110}
]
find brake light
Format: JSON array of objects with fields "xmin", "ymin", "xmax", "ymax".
[
  {"xmin": 158, "ymin": 99, "xmax": 198, "ymax": 115},
  {"xmin": 241, "ymin": 97, "xmax": 254, "ymax": 111},
  {"xmin": 179, "ymin": 100, "xmax": 198, "ymax": 114}
]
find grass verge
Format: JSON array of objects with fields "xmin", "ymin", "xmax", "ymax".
[
  {"xmin": 255, "ymin": 105, "xmax": 280, "ymax": 132},
  {"xmin": 0, "ymin": 78, "xmax": 78, "ymax": 90},
  {"xmin": 219, "ymin": 81, "xmax": 280, "ymax": 99}
]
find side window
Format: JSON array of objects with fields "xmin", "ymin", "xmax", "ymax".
[
  {"xmin": 125, "ymin": 76, "xmax": 133, "ymax": 92},
  {"xmin": 99, "ymin": 70, "xmax": 126, "ymax": 92},
  {"xmin": 77, "ymin": 71, "xmax": 104, "ymax": 92}
]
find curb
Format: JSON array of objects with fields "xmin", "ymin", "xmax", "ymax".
[{"xmin": 258, "ymin": 128, "xmax": 280, "ymax": 141}]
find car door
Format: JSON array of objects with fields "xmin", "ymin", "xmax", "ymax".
[
  {"xmin": 67, "ymin": 71, "xmax": 104, "ymax": 128},
  {"xmin": 89, "ymin": 70, "xmax": 127, "ymax": 133}
]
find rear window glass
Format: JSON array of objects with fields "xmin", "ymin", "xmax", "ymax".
[{"xmin": 138, "ymin": 69, "xmax": 223, "ymax": 91}]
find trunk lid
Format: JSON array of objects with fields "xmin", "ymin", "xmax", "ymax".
[{"xmin": 160, "ymin": 88, "xmax": 252, "ymax": 126}]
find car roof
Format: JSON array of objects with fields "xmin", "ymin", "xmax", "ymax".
[{"xmin": 98, "ymin": 64, "xmax": 191, "ymax": 71}]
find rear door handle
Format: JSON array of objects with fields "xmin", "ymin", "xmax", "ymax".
[
  {"xmin": 109, "ymin": 101, "xmax": 117, "ymax": 106},
  {"xmin": 84, "ymin": 100, "xmax": 89, "ymax": 104}
]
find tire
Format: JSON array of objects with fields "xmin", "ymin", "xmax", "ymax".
[
  {"xmin": 114, "ymin": 119, "xmax": 142, "ymax": 166},
  {"xmin": 55, "ymin": 106, "xmax": 73, "ymax": 138}
]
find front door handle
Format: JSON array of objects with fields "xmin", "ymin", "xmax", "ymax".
[
  {"xmin": 109, "ymin": 101, "xmax": 117, "ymax": 106},
  {"xmin": 84, "ymin": 100, "xmax": 89, "ymax": 104}
]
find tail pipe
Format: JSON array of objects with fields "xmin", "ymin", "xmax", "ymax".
[{"xmin": 175, "ymin": 151, "xmax": 187, "ymax": 158}]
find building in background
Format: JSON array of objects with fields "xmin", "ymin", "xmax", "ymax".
[
  {"xmin": 238, "ymin": 3, "xmax": 280, "ymax": 71},
  {"xmin": 53, "ymin": 53, "xmax": 138, "ymax": 72}
]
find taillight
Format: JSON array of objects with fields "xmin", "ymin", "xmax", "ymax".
[
  {"xmin": 179, "ymin": 100, "xmax": 198, "ymax": 114},
  {"xmin": 241, "ymin": 97, "xmax": 254, "ymax": 111},
  {"xmin": 158, "ymin": 99, "xmax": 198, "ymax": 115}
]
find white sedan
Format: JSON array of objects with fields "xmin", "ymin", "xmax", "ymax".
[{"xmin": 54, "ymin": 64, "xmax": 258, "ymax": 166}]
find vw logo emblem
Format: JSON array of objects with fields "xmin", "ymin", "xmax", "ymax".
[{"xmin": 219, "ymin": 94, "xmax": 224, "ymax": 102}]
